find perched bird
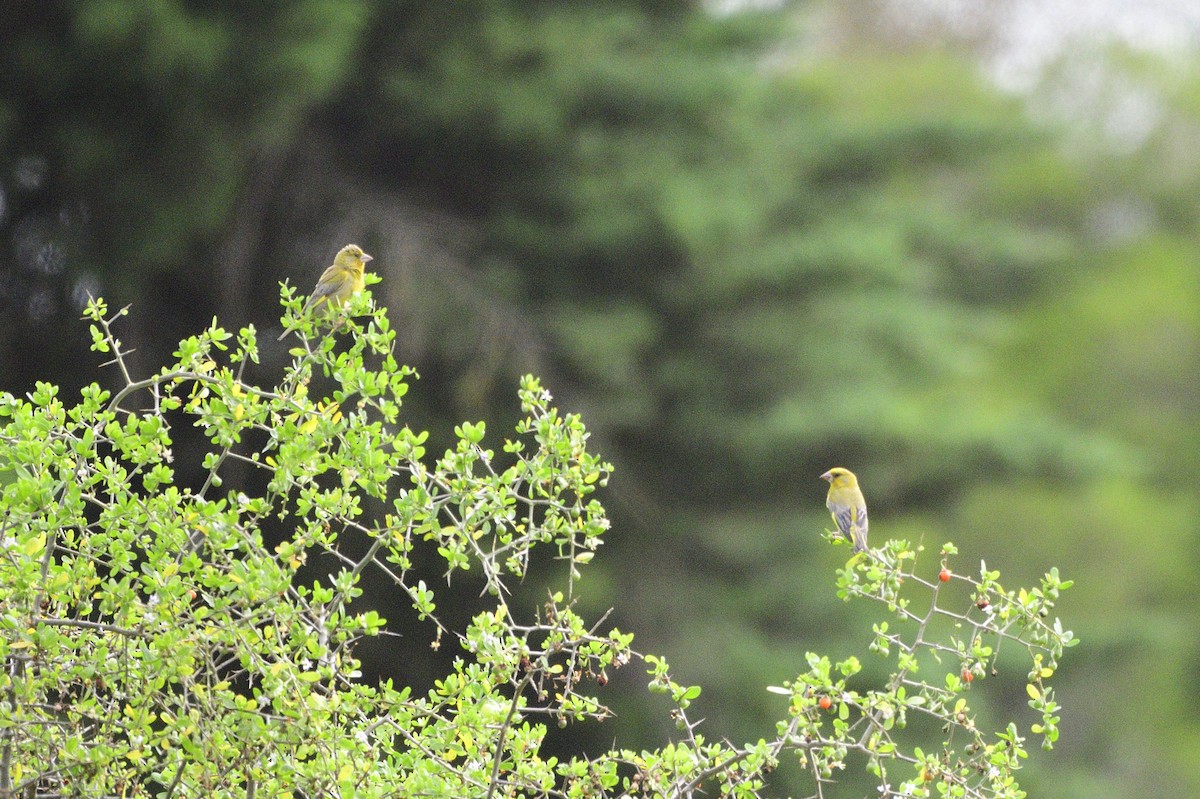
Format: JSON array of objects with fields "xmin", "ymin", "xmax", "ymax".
[
  {"xmin": 820, "ymin": 467, "xmax": 868, "ymax": 553},
  {"xmin": 279, "ymin": 244, "xmax": 373, "ymax": 339}
]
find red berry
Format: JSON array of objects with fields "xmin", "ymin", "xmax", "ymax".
[
  {"xmin": 938, "ymin": 567, "xmax": 951, "ymax": 582},
  {"xmin": 961, "ymin": 668, "xmax": 974, "ymax": 683},
  {"xmin": 818, "ymin": 696, "xmax": 833, "ymax": 710}
]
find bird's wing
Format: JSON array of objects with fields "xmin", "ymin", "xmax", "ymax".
[
  {"xmin": 851, "ymin": 503, "xmax": 868, "ymax": 551},
  {"xmin": 829, "ymin": 498, "xmax": 867, "ymax": 542},
  {"xmin": 304, "ymin": 267, "xmax": 352, "ymax": 310}
]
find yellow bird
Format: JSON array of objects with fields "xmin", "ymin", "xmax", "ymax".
[
  {"xmin": 279, "ymin": 244, "xmax": 373, "ymax": 339},
  {"xmin": 820, "ymin": 467, "xmax": 868, "ymax": 552}
]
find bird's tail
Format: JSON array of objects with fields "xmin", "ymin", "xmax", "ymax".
[{"xmin": 852, "ymin": 527, "xmax": 868, "ymax": 553}]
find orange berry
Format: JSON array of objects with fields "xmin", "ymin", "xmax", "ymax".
[
  {"xmin": 961, "ymin": 668, "xmax": 974, "ymax": 683},
  {"xmin": 938, "ymin": 567, "xmax": 951, "ymax": 582},
  {"xmin": 818, "ymin": 695, "xmax": 833, "ymax": 710}
]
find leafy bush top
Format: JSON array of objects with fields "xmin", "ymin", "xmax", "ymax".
[{"xmin": 0, "ymin": 291, "xmax": 1075, "ymax": 798}]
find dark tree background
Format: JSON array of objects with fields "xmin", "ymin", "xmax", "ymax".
[{"xmin": 2, "ymin": 1, "xmax": 1197, "ymax": 794}]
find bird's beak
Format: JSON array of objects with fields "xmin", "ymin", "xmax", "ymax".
[
  {"xmin": 362, "ymin": 254, "xmax": 373, "ymax": 262},
  {"xmin": 819, "ymin": 470, "xmax": 833, "ymax": 482}
]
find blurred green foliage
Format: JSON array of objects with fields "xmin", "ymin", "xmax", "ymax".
[{"xmin": 0, "ymin": 1, "xmax": 1197, "ymax": 794}]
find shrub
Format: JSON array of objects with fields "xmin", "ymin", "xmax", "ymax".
[{"xmin": 0, "ymin": 291, "xmax": 1075, "ymax": 798}]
